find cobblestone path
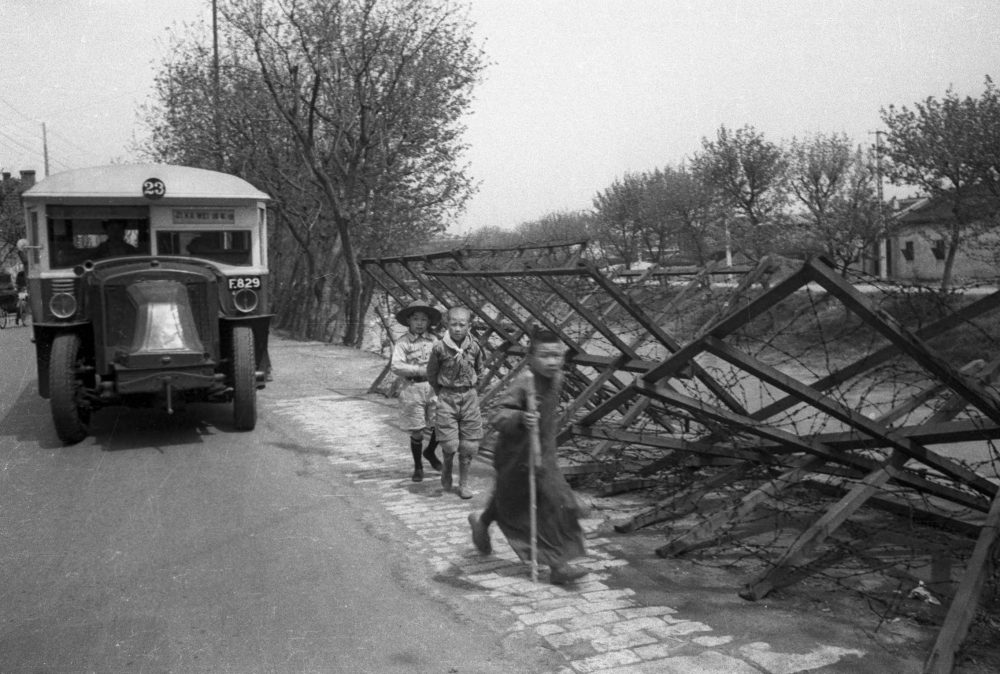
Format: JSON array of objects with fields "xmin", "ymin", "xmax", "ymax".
[{"xmin": 270, "ymin": 392, "xmax": 869, "ymax": 674}]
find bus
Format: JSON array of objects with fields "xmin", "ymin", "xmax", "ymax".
[{"xmin": 21, "ymin": 164, "xmax": 272, "ymax": 443}]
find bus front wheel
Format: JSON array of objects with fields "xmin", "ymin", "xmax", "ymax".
[
  {"xmin": 232, "ymin": 326, "xmax": 257, "ymax": 431},
  {"xmin": 50, "ymin": 333, "xmax": 90, "ymax": 444}
]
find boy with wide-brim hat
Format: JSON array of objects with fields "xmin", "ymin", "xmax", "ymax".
[{"xmin": 391, "ymin": 300, "xmax": 443, "ymax": 481}]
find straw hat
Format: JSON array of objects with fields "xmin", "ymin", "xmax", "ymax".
[{"xmin": 395, "ymin": 299, "xmax": 442, "ymax": 326}]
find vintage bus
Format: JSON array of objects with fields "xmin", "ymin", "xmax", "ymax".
[{"xmin": 21, "ymin": 164, "xmax": 272, "ymax": 443}]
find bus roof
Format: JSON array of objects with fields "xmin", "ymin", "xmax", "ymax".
[{"xmin": 23, "ymin": 164, "xmax": 270, "ymax": 204}]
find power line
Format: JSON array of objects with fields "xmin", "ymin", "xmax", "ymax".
[
  {"xmin": 0, "ymin": 95, "xmax": 36, "ymax": 123},
  {"xmin": 43, "ymin": 125, "xmax": 105, "ymax": 162},
  {"xmin": 0, "ymin": 128, "xmax": 38, "ymax": 155}
]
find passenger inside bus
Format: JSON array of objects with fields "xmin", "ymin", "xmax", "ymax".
[
  {"xmin": 186, "ymin": 232, "xmax": 222, "ymax": 255},
  {"xmin": 93, "ymin": 220, "xmax": 139, "ymax": 258},
  {"xmin": 155, "ymin": 230, "xmax": 251, "ymax": 266}
]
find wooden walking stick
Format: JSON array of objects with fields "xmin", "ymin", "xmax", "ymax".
[{"xmin": 525, "ymin": 371, "xmax": 541, "ymax": 583}]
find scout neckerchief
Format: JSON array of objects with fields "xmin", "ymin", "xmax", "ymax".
[{"xmin": 443, "ymin": 332, "xmax": 471, "ymax": 356}]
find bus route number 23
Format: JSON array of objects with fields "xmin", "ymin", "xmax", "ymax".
[{"xmin": 142, "ymin": 178, "xmax": 166, "ymax": 200}]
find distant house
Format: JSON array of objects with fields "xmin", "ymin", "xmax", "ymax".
[{"xmin": 885, "ymin": 193, "xmax": 1000, "ymax": 285}]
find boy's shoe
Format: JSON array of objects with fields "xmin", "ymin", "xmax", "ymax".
[
  {"xmin": 550, "ymin": 564, "xmax": 588, "ymax": 585},
  {"xmin": 468, "ymin": 513, "xmax": 492, "ymax": 554},
  {"xmin": 458, "ymin": 485, "xmax": 474, "ymax": 499},
  {"xmin": 411, "ymin": 468, "xmax": 423, "ymax": 482}
]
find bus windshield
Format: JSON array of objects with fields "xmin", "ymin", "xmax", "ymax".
[
  {"xmin": 156, "ymin": 230, "xmax": 252, "ymax": 266},
  {"xmin": 46, "ymin": 205, "xmax": 149, "ymax": 268}
]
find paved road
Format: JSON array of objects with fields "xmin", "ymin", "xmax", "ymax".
[
  {"xmin": 0, "ymin": 327, "xmax": 556, "ymax": 673},
  {"xmin": 0, "ymin": 328, "xmax": 941, "ymax": 673}
]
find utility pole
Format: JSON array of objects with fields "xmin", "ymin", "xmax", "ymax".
[
  {"xmin": 212, "ymin": 0, "xmax": 222, "ymax": 170},
  {"xmin": 871, "ymin": 130, "xmax": 887, "ymax": 279},
  {"xmin": 42, "ymin": 122, "xmax": 50, "ymax": 177}
]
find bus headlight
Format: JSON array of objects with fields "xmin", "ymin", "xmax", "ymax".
[
  {"xmin": 49, "ymin": 292, "xmax": 78, "ymax": 319},
  {"xmin": 233, "ymin": 288, "xmax": 259, "ymax": 313}
]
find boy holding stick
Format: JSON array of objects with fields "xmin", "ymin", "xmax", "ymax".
[{"xmin": 468, "ymin": 330, "xmax": 588, "ymax": 585}]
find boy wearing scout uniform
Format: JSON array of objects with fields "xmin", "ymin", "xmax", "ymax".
[
  {"xmin": 391, "ymin": 300, "xmax": 443, "ymax": 482},
  {"xmin": 426, "ymin": 306, "xmax": 485, "ymax": 499}
]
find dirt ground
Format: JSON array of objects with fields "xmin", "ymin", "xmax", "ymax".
[{"xmin": 273, "ymin": 332, "xmax": 1000, "ymax": 673}]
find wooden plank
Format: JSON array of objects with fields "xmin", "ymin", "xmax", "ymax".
[
  {"xmin": 559, "ymin": 462, "xmax": 608, "ymax": 476},
  {"xmin": 614, "ymin": 462, "xmax": 759, "ymax": 533},
  {"xmin": 804, "ymin": 479, "xmax": 983, "ymax": 538},
  {"xmin": 575, "ymin": 383, "xmax": 644, "ymax": 428},
  {"xmin": 740, "ymin": 451, "xmax": 907, "ymax": 600},
  {"xmin": 703, "ymin": 337, "xmax": 997, "ymax": 498},
  {"xmin": 360, "ymin": 239, "xmax": 589, "ymax": 265},
  {"xmin": 656, "ymin": 454, "xmax": 828, "ymax": 557},
  {"xmin": 557, "ymin": 356, "xmax": 630, "ymax": 427},
  {"xmin": 725, "ymin": 280, "xmax": 1000, "ymax": 427},
  {"xmin": 923, "ymin": 489, "xmax": 1000, "ymax": 673},
  {"xmin": 640, "ymin": 384, "xmax": 991, "ymax": 513},
  {"xmin": 478, "ymin": 353, "xmax": 527, "ymax": 407},
  {"xmin": 739, "ymin": 369, "xmax": 990, "ymax": 601},
  {"xmin": 806, "ymin": 259, "xmax": 1000, "ymax": 426},
  {"xmin": 570, "ymin": 425, "xmax": 777, "ymax": 463},
  {"xmin": 599, "ymin": 477, "xmax": 661, "ymax": 497},
  {"xmin": 641, "ymin": 262, "xmax": 815, "ymax": 384},
  {"xmin": 748, "ymin": 418, "xmax": 1000, "ymax": 452},
  {"xmin": 539, "ymin": 274, "xmax": 638, "ymax": 358}
]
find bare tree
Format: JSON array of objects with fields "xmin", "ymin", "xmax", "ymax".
[
  {"xmin": 140, "ymin": 22, "xmax": 344, "ymax": 339},
  {"xmin": 223, "ymin": 0, "xmax": 485, "ymax": 345}
]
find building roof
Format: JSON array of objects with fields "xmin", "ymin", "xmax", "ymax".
[{"xmin": 889, "ymin": 187, "xmax": 999, "ymax": 232}]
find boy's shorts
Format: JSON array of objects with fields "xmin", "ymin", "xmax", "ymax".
[
  {"xmin": 435, "ymin": 387, "xmax": 483, "ymax": 443},
  {"xmin": 399, "ymin": 380, "xmax": 436, "ymax": 432}
]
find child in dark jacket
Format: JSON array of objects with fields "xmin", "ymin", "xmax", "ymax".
[{"xmin": 468, "ymin": 330, "xmax": 588, "ymax": 585}]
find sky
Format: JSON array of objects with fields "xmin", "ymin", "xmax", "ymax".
[{"xmin": 2, "ymin": 0, "xmax": 999, "ymax": 234}]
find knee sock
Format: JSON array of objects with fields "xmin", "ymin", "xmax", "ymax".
[{"xmin": 410, "ymin": 437, "xmax": 423, "ymax": 469}]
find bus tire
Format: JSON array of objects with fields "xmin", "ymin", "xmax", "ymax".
[
  {"xmin": 232, "ymin": 326, "xmax": 257, "ymax": 431},
  {"xmin": 50, "ymin": 333, "xmax": 90, "ymax": 444}
]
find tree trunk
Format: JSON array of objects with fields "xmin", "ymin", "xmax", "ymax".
[{"xmin": 941, "ymin": 220, "xmax": 963, "ymax": 292}]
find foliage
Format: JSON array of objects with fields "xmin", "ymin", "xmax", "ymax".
[
  {"xmin": 0, "ymin": 176, "xmax": 28, "ymax": 269},
  {"xmin": 786, "ymin": 134, "xmax": 883, "ymax": 273},
  {"xmin": 514, "ymin": 210, "xmax": 593, "ymax": 245},
  {"xmin": 591, "ymin": 172, "xmax": 645, "ymax": 267},
  {"xmin": 140, "ymin": 0, "xmax": 484, "ymax": 344},
  {"xmin": 691, "ymin": 124, "xmax": 789, "ymax": 260},
  {"xmin": 880, "ymin": 77, "xmax": 1000, "ymax": 290},
  {"xmin": 462, "ymin": 210, "xmax": 593, "ymax": 250},
  {"xmin": 640, "ymin": 165, "xmax": 722, "ymax": 266}
]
